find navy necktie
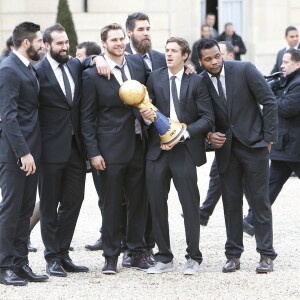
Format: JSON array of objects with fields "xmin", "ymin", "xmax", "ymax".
[
  {"xmin": 213, "ymin": 75, "xmax": 226, "ymax": 104},
  {"xmin": 116, "ymin": 65, "xmax": 128, "ymax": 83},
  {"xmin": 58, "ymin": 64, "xmax": 72, "ymax": 105},
  {"xmin": 28, "ymin": 64, "xmax": 39, "ymax": 90},
  {"xmin": 171, "ymin": 76, "xmax": 181, "ymax": 121}
]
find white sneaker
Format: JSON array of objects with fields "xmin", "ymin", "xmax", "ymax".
[
  {"xmin": 147, "ymin": 261, "xmax": 174, "ymax": 274},
  {"xmin": 183, "ymin": 258, "xmax": 200, "ymax": 275}
]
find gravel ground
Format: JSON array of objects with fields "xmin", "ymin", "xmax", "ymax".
[{"xmin": 1, "ymin": 152, "xmax": 299, "ymax": 300}]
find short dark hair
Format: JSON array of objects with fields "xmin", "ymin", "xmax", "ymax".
[
  {"xmin": 197, "ymin": 38, "xmax": 220, "ymax": 59},
  {"xmin": 285, "ymin": 48, "xmax": 300, "ymax": 62},
  {"xmin": 101, "ymin": 23, "xmax": 125, "ymax": 42},
  {"xmin": 285, "ymin": 26, "xmax": 298, "ymax": 37},
  {"xmin": 224, "ymin": 22, "xmax": 233, "ymax": 29},
  {"xmin": 218, "ymin": 41, "xmax": 234, "ymax": 54},
  {"xmin": 77, "ymin": 41, "xmax": 101, "ymax": 56},
  {"xmin": 12, "ymin": 22, "xmax": 40, "ymax": 49},
  {"xmin": 166, "ymin": 37, "xmax": 191, "ymax": 62},
  {"xmin": 125, "ymin": 12, "xmax": 150, "ymax": 31},
  {"xmin": 43, "ymin": 23, "xmax": 65, "ymax": 44}
]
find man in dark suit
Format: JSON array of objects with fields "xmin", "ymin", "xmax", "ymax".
[
  {"xmin": 35, "ymin": 23, "xmax": 88, "ymax": 277},
  {"xmin": 81, "ymin": 23, "xmax": 152, "ymax": 274},
  {"xmin": 141, "ymin": 37, "xmax": 214, "ymax": 275},
  {"xmin": 198, "ymin": 38, "xmax": 278, "ymax": 273},
  {"xmin": 0, "ymin": 22, "xmax": 48, "ymax": 286},
  {"xmin": 271, "ymin": 26, "xmax": 299, "ymax": 74}
]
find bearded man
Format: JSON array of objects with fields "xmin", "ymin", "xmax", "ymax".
[{"xmin": 35, "ymin": 23, "xmax": 88, "ymax": 277}]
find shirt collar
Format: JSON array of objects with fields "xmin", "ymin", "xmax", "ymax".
[
  {"xmin": 168, "ymin": 67, "xmax": 184, "ymax": 80},
  {"xmin": 13, "ymin": 49, "xmax": 30, "ymax": 67},
  {"xmin": 103, "ymin": 53, "xmax": 127, "ymax": 70},
  {"xmin": 46, "ymin": 52, "xmax": 62, "ymax": 70}
]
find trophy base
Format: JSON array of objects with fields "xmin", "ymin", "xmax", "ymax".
[{"xmin": 160, "ymin": 122, "xmax": 187, "ymax": 147}]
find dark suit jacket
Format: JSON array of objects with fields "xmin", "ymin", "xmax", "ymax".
[
  {"xmin": 35, "ymin": 57, "xmax": 85, "ymax": 163},
  {"xmin": 146, "ymin": 68, "xmax": 214, "ymax": 167},
  {"xmin": 125, "ymin": 43, "xmax": 166, "ymax": 70},
  {"xmin": 0, "ymin": 52, "xmax": 41, "ymax": 162},
  {"xmin": 81, "ymin": 54, "xmax": 151, "ymax": 164},
  {"xmin": 270, "ymin": 68, "xmax": 300, "ymax": 162},
  {"xmin": 270, "ymin": 44, "xmax": 300, "ymax": 74},
  {"xmin": 200, "ymin": 61, "xmax": 278, "ymax": 173}
]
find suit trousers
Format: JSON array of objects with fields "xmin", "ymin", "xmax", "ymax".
[
  {"xmin": 220, "ymin": 140, "xmax": 277, "ymax": 259},
  {"xmin": 0, "ymin": 163, "xmax": 38, "ymax": 269},
  {"xmin": 146, "ymin": 144, "xmax": 202, "ymax": 264},
  {"xmin": 245, "ymin": 160, "xmax": 300, "ymax": 225},
  {"xmin": 101, "ymin": 136, "xmax": 147, "ymax": 258},
  {"xmin": 39, "ymin": 138, "xmax": 86, "ymax": 262}
]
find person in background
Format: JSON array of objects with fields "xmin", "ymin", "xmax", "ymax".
[
  {"xmin": 270, "ymin": 26, "xmax": 299, "ymax": 74},
  {"xmin": 76, "ymin": 41, "xmax": 101, "ymax": 61},
  {"xmin": 217, "ymin": 22, "xmax": 246, "ymax": 61},
  {"xmin": 0, "ymin": 21, "xmax": 48, "ymax": 286},
  {"xmin": 244, "ymin": 48, "xmax": 300, "ymax": 230},
  {"xmin": 191, "ymin": 24, "xmax": 212, "ymax": 74},
  {"xmin": 0, "ymin": 36, "xmax": 14, "ymax": 63},
  {"xmin": 198, "ymin": 38, "xmax": 277, "ymax": 274},
  {"xmin": 205, "ymin": 13, "xmax": 218, "ymax": 38}
]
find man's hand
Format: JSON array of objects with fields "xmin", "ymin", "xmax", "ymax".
[
  {"xmin": 20, "ymin": 153, "xmax": 36, "ymax": 176},
  {"xmin": 90, "ymin": 155, "xmax": 106, "ymax": 170},
  {"xmin": 93, "ymin": 56, "xmax": 112, "ymax": 79},
  {"xmin": 140, "ymin": 108, "xmax": 155, "ymax": 121},
  {"xmin": 208, "ymin": 132, "xmax": 226, "ymax": 148},
  {"xmin": 184, "ymin": 64, "xmax": 196, "ymax": 75},
  {"xmin": 160, "ymin": 143, "xmax": 175, "ymax": 151}
]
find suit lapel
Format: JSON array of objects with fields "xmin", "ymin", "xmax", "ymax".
[
  {"xmin": 66, "ymin": 60, "xmax": 78, "ymax": 107},
  {"xmin": 203, "ymin": 71, "xmax": 228, "ymax": 115},
  {"xmin": 161, "ymin": 69, "xmax": 171, "ymax": 117},
  {"xmin": 224, "ymin": 62, "xmax": 234, "ymax": 118}
]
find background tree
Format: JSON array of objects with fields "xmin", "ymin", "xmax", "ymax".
[{"xmin": 56, "ymin": 0, "xmax": 78, "ymax": 57}]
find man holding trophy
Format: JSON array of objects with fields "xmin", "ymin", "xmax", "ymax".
[{"xmin": 139, "ymin": 37, "xmax": 214, "ymax": 275}]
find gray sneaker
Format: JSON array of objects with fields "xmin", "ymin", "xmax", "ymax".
[
  {"xmin": 147, "ymin": 261, "xmax": 174, "ymax": 274},
  {"xmin": 183, "ymin": 258, "xmax": 200, "ymax": 275}
]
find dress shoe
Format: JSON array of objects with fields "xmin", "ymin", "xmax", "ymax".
[
  {"xmin": 121, "ymin": 250, "xmax": 131, "ymax": 268},
  {"xmin": 222, "ymin": 258, "xmax": 240, "ymax": 273},
  {"xmin": 243, "ymin": 219, "xmax": 255, "ymax": 236},
  {"xmin": 61, "ymin": 258, "xmax": 89, "ymax": 273},
  {"xmin": 102, "ymin": 257, "xmax": 118, "ymax": 275},
  {"xmin": 131, "ymin": 252, "xmax": 154, "ymax": 270},
  {"xmin": 85, "ymin": 237, "xmax": 103, "ymax": 251},
  {"xmin": 15, "ymin": 264, "xmax": 48, "ymax": 282},
  {"xmin": 146, "ymin": 248, "xmax": 155, "ymax": 264},
  {"xmin": 0, "ymin": 269, "xmax": 27, "ymax": 286},
  {"xmin": 27, "ymin": 237, "xmax": 37, "ymax": 252},
  {"xmin": 46, "ymin": 261, "xmax": 67, "ymax": 277},
  {"xmin": 256, "ymin": 256, "xmax": 273, "ymax": 273}
]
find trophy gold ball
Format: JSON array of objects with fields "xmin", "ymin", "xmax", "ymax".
[
  {"xmin": 119, "ymin": 80, "xmax": 187, "ymax": 147},
  {"xmin": 119, "ymin": 80, "xmax": 145, "ymax": 106}
]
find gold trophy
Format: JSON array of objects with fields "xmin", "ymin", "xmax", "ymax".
[{"xmin": 119, "ymin": 80, "xmax": 187, "ymax": 147}]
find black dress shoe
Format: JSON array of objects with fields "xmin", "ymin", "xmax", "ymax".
[
  {"xmin": 15, "ymin": 264, "xmax": 48, "ymax": 282},
  {"xmin": 256, "ymin": 256, "xmax": 273, "ymax": 273},
  {"xmin": 46, "ymin": 261, "xmax": 67, "ymax": 277},
  {"xmin": 27, "ymin": 238, "xmax": 37, "ymax": 252},
  {"xmin": 146, "ymin": 248, "xmax": 155, "ymax": 264},
  {"xmin": 121, "ymin": 250, "xmax": 131, "ymax": 268},
  {"xmin": 0, "ymin": 269, "xmax": 27, "ymax": 286},
  {"xmin": 85, "ymin": 237, "xmax": 103, "ymax": 251},
  {"xmin": 222, "ymin": 258, "xmax": 240, "ymax": 273},
  {"xmin": 61, "ymin": 258, "xmax": 89, "ymax": 273},
  {"xmin": 243, "ymin": 219, "xmax": 255, "ymax": 236},
  {"xmin": 102, "ymin": 257, "xmax": 118, "ymax": 275},
  {"xmin": 131, "ymin": 252, "xmax": 154, "ymax": 270}
]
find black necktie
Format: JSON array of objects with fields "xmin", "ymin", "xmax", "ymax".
[
  {"xmin": 28, "ymin": 64, "xmax": 39, "ymax": 90},
  {"xmin": 58, "ymin": 64, "xmax": 72, "ymax": 105},
  {"xmin": 116, "ymin": 65, "xmax": 128, "ymax": 83},
  {"xmin": 213, "ymin": 75, "xmax": 226, "ymax": 104},
  {"xmin": 171, "ymin": 76, "xmax": 181, "ymax": 121}
]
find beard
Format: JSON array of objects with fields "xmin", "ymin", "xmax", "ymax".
[
  {"xmin": 50, "ymin": 48, "xmax": 69, "ymax": 64},
  {"xmin": 131, "ymin": 34, "xmax": 152, "ymax": 55},
  {"xmin": 27, "ymin": 45, "xmax": 40, "ymax": 61}
]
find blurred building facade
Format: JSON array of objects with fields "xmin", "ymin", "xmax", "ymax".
[{"xmin": 0, "ymin": 0, "xmax": 299, "ymax": 74}]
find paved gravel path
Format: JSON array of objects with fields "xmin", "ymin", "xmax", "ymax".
[{"xmin": 1, "ymin": 153, "xmax": 299, "ymax": 300}]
